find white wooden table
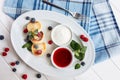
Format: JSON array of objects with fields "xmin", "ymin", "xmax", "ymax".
[{"xmin": 0, "ymin": 0, "xmax": 120, "ymax": 80}]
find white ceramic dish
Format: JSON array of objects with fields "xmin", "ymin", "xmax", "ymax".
[
  {"xmin": 51, "ymin": 24, "xmax": 72, "ymax": 46},
  {"xmin": 11, "ymin": 10, "xmax": 95, "ymax": 77}
]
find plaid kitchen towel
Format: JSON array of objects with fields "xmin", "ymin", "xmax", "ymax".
[
  {"xmin": 90, "ymin": 0, "xmax": 120, "ymax": 63},
  {"xmin": 3, "ymin": 0, "xmax": 120, "ymax": 63}
]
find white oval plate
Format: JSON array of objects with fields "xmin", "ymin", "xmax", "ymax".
[{"xmin": 11, "ymin": 10, "xmax": 95, "ymax": 77}]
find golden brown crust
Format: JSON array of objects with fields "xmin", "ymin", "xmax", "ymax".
[
  {"xmin": 26, "ymin": 21, "xmax": 46, "ymax": 56},
  {"xmin": 31, "ymin": 31, "xmax": 44, "ymax": 44},
  {"xmin": 27, "ymin": 21, "xmax": 42, "ymax": 32},
  {"xmin": 31, "ymin": 42, "xmax": 46, "ymax": 56}
]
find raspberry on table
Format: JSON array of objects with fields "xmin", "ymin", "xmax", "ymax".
[
  {"xmin": 10, "ymin": 62, "xmax": 16, "ymax": 66},
  {"xmin": 2, "ymin": 52, "xmax": 7, "ymax": 56},
  {"xmin": 22, "ymin": 74, "xmax": 28, "ymax": 79},
  {"xmin": 4, "ymin": 48, "xmax": 9, "ymax": 52}
]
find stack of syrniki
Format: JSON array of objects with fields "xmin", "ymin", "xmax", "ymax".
[{"xmin": 26, "ymin": 21, "xmax": 46, "ymax": 56}]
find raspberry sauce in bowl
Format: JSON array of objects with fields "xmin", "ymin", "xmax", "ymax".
[{"xmin": 51, "ymin": 47, "xmax": 73, "ymax": 69}]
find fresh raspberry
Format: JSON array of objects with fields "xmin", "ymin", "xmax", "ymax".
[
  {"xmin": 35, "ymin": 50, "xmax": 42, "ymax": 55},
  {"xmin": 80, "ymin": 35, "xmax": 85, "ymax": 39},
  {"xmin": 83, "ymin": 37, "xmax": 88, "ymax": 42},
  {"xmin": 22, "ymin": 74, "xmax": 28, "ymax": 79},
  {"xmin": 10, "ymin": 62, "xmax": 16, "ymax": 66},
  {"xmin": 80, "ymin": 35, "xmax": 88, "ymax": 42},
  {"xmin": 23, "ymin": 28, "xmax": 28, "ymax": 33},
  {"xmin": 2, "ymin": 52, "xmax": 7, "ymax": 56},
  {"xmin": 48, "ymin": 40, "xmax": 53, "ymax": 45},
  {"xmin": 37, "ymin": 32, "xmax": 41, "ymax": 37},
  {"xmin": 4, "ymin": 48, "xmax": 9, "ymax": 52},
  {"xmin": 37, "ymin": 31, "xmax": 43, "ymax": 37}
]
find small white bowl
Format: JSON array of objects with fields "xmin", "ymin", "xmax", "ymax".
[
  {"xmin": 51, "ymin": 24, "xmax": 72, "ymax": 46},
  {"xmin": 51, "ymin": 47, "xmax": 73, "ymax": 69}
]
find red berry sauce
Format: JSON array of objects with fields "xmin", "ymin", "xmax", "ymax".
[{"xmin": 53, "ymin": 48, "xmax": 72, "ymax": 67}]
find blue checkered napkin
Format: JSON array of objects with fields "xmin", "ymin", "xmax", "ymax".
[
  {"xmin": 90, "ymin": 0, "xmax": 120, "ymax": 63},
  {"xmin": 3, "ymin": 0, "xmax": 92, "ymax": 32}
]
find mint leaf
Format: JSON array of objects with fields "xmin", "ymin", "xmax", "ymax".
[
  {"xmin": 73, "ymin": 46, "xmax": 87, "ymax": 61},
  {"xmin": 28, "ymin": 31, "xmax": 34, "ymax": 40},
  {"xmin": 74, "ymin": 52, "xmax": 84, "ymax": 61},
  {"xmin": 70, "ymin": 40, "xmax": 81, "ymax": 50},
  {"xmin": 22, "ymin": 41, "xmax": 32, "ymax": 51},
  {"xmin": 28, "ymin": 31, "xmax": 33, "ymax": 36},
  {"xmin": 34, "ymin": 29, "xmax": 38, "ymax": 34},
  {"xmin": 75, "ymin": 63, "xmax": 80, "ymax": 69}
]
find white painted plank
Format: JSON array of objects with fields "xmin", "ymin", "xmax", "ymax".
[
  {"xmin": 107, "ymin": 0, "xmax": 120, "ymax": 73},
  {"xmin": 45, "ymin": 66, "xmax": 102, "ymax": 80},
  {"xmin": 0, "ymin": 21, "xmax": 48, "ymax": 80},
  {"xmin": 46, "ymin": 76, "xmax": 75, "ymax": 80},
  {"xmin": 110, "ymin": 56, "xmax": 120, "ymax": 72},
  {"xmin": 0, "ymin": 56, "xmax": 19, "ymax": 80},
  {"xmin": 108, "ymin": 44, "xmax": 120, "ymax": 69},
  {"xmin": 75, "ymin": 68, "xmax": 102, "ymax": 80},
  {"xmin": 92, "ymin": 59, "xmax": 120, "ymax": 80}
]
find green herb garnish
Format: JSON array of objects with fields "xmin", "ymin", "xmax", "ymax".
[
  {"xmin": 70, "ymin": 40, "xmax": 87, "ymax": 69},
  {"xmin": 22, "ymin": 41, "xmax": 32, "ymax": 51},
  {"xmin": 34, "ymin": 29, "xmax": 38, "ymax": 34},
  {"xmin": 70, "ymin": 40, "xmax": 81, "ymax": 50},
  {"xmin": 70, "ymin": 40, "xmax": 87, "ymax": 61},
  {"xmin": 75, "ymin": 63, "xmax": 80, "ymax": 69}
]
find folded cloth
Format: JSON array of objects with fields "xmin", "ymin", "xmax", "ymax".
[
  {"xmin": 3, "ymin": 0, "xmax": 120, "ymax": 63},
  {"xmin": 90, "ymin": 0, "xmax": 120, "ymax": 63}
]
